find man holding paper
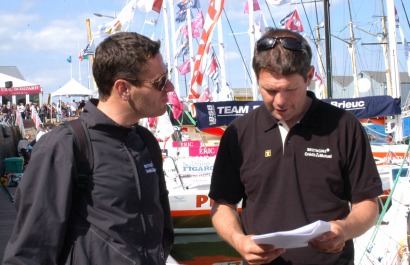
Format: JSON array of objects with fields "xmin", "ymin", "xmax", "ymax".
[{"xmin": 209, "ymin": 28, "xmax": 382, "ymax": 264}]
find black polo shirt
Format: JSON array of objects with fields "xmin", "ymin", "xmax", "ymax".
[{"xmin": 209, "ymin": 92, "xmax": 383, "ymax": 264}]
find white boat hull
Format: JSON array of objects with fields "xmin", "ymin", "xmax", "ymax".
[{"xmin": 354, "ymin": 165, "xmax": 410, "ymax": 265}]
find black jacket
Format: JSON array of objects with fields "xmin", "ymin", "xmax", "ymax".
[{"xmin": 3, "ymin": 99, "xmax": 174, "ymax": 265}]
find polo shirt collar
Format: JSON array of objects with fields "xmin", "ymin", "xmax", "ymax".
[{"xmin": 260, "ymin": 104, "xmax": 279, "ymax": 132}]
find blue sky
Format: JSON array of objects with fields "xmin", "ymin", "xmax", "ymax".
[{"xmin": 1, "ymin": 0, "xmax": 409, "ymax": 101}]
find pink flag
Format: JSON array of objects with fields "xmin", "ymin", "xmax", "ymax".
[
  {"xmin": 167, "ymin": 91, "xmax": 184, "ymax": 119},
  {"xmin": 148, "ymin": 117, "xmax": 157, "ymax": 128},
  {"xmin": 314, "ymin": 71, "xmax": 323, "ymax": 86},
  {"xmin": 178, "ymin": 59, "xmax": 191, "ymax": 75},
  {"xmin": 281, "ymin": 10, "xmax": 304, "ymax": 32},
  {"xmin": 180, "ymin": 10, "xmax": 204, "ymax": 39},
  {"xmin": 244, "ymin": 0, "xmax": 261, "ymax": 14},
  {"xmin": 191, "ymin": 10, "xmax": 204, "ymax": 38},
  {"xmin": 188, "ymin": 0, "xmax": 225, "ymax": 99},
  {"xmin": 199, "ymin": 87, "xmax": 213, "ymax": 102},
  {"xmin": 181, "ymin": 25, "xmax": 189, "ymax": 39}
]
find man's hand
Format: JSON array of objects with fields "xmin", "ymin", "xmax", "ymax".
[
  {"xmin": 233, "ymin": 234, "xmax": 286, "ymax": 265},
  {"xmin": 308, "ymin": 221, "xmax": 345, "ymax": 253}
]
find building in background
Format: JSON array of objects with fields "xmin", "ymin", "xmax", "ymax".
[{"xmin": 0, "ymin": 66, "xmax": 42, "ymax": 106}]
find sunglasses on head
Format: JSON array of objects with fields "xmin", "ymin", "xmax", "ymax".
[
  {"xmin": 256, "ymin": 37, "xmax": 306, "ymax": 52},
  {"xmin": 124, "ymin": 73, "xmax": 169, "ymax": 91}
]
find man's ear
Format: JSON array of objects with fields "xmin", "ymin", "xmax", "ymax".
[
  {"xmin": 114, "ymin": 79, "xmax": 130, "ymax": 101},
  {"xmin": 306, "ymin": 66, "xmax": 315, "ymax": 87}
]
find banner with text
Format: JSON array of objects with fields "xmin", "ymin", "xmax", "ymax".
[
  {"xmin": 323, "ymin": 95, "xmax": 401, "ymax": 118},
  {"xmin": 194, "ymin": 101, "xmax": 263, "ymax": 129},
  {"xmin": 0, "ymin": 85, "xmax": 41, "ymax": 96}
]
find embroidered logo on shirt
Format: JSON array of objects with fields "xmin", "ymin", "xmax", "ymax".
[
  {"xmin": 304, "ymin": 148, "xmax": 332, "ymax": 159},
  {"xmin": 265, "ymin": 150, "xmax": 272, "ymax": 157},
  {"xmin": 144, "ymin": 162, "xmax": 157, "ymax": 173}
]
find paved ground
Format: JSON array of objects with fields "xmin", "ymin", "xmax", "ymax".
[{"xmin": 0, "ymin": 186, "xmax": 16, "ymax": 264}]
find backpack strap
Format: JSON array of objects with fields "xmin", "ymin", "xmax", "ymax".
[{"xmin": 64, "ymin": 119, "xmax": 93, "ymax": 189}]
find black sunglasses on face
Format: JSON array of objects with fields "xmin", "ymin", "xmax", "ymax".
[
  {"xmin": 123, "ymin": 73, "xmax": 169, "ymax": 91},
  {"xmin": 256, "ymin": 37, "xmax": 307, "ymax": 52}
]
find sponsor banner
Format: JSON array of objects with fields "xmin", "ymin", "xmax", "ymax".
[
  {"xmin": 189, "ymin": 146, "xmax": 219, "ymax": 156},
  {"xmin": 163, "ymin": 157, "xmax": 215, "ymax": 174},
  {"xmin": 323, "ymin": 95, "xmax": 401, "ymax": 118},
  {"xmin": 194, "ymin": 100, "xmax": 263, "ymax": 129},
  {"xmin": 0, "ymin": 85, "xmax": 41, "ymax": 95},
  {"xmin": 172, "ymin": 140, "xmax": 202, "ymax": 148},
  {"xmin": 176, "ymin": 157, "xmax": 215, "ymax": 174},
  {"xmin": 194, "ymin": 96, "xmax": 401, "ymax": 129},
  {"xmin": 164, "ymin": 156, "xmax": 215, "ymax": 189}
]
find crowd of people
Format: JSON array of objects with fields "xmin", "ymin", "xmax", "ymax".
[
  {"xmin": 1, "ymin": 99, "xmax": 87, "ymax": 125},
  {"xmin": 16, "ymin": 126, "xmax": 51, "ymax": 164},
  {"xmin": 0, "ymin": 102, "xmax": 16, "ymax": 125}
]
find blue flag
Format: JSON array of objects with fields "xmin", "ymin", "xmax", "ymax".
[
  {"xmin": 66, "ymin": 55, "xmax": 72, "ymax": 63},
  {"xmin": 175, "ymin": 41, "xmax": 189, "ymax": 58},
  {"xmin": 176, "ymin": 9, "xmax": 187, "ymax": 23},
  {"xmin": 177, "ymin": 0, "xmax": 200, "ymax": 11}
]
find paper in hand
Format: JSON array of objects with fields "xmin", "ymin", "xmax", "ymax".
[{"xmin": 251, "ymin": 220, "xmax": 331, "ymax": 249}]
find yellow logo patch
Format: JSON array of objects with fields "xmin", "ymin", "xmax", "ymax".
[{"xmin": 265, "ymin": 150, "xmax": 271, "ymax": 157}]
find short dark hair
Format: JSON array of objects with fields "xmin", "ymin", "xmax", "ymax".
[
  {"xmin": 252, "ymin": 28, "xmax": 312, "ymax": 81},
  {"xmin": 93, "ymin": 32, "xmax": 161, "ymax": 100}
]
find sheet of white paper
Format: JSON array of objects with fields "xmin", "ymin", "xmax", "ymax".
[{"xmin": 251, "ymin": 220, "xmax": 331, "ymax": 249}]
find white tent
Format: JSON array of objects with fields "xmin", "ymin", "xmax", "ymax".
[
  {"xmin": 51, "ymin": 79, "xmax": 92, "ymax": 98},
  {"xmin": 0, "ymin": 73, "xmax": 40, "ymax": 88}
]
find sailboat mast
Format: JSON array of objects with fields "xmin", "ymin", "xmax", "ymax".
[
  {"xmin": 386, "ymin": 0, "xmax": 401, "ymax": 98},
  {"xmin": 323, "ymin": 0, "xmax": 332, "ymax": 98},
  {"xmin": 386, "ymin": 0, "xmax": 403, "ymax": 141},
  {"xmin": 167, "ymin": 0, "xmax": 181, "ymax": 97},
  {"xmin": 217, "ymin": 18, "xmax": 228, "ymax": 100},
  {"xmin": 248, "ymin": 0, "xmax": 258, "ymax": 100},
  {"xmin": 187, "ymin": 8, "xmax": 195, "ymax": 85},
  {"xmin": 162, "ymin": 3, "xmax": 172, "ymax": 86},
  {"xmin": 347, "ymin": 0, "xmax": 360, "ymax": 98},
  {"xmin": 354, "ymin": 0, "xmax": 392, "ymax": 96},
  {"xmin": 381, "ymin": 1, "xmax": 393, "ymax": 96},
  {"xmin": 315, "ymin": 24, "xmax": 326, "ymax": 90}
]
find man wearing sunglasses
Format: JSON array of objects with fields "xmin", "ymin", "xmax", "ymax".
[
  {"xmin": 3, "ymin": 32, "xmax": 174, "ymax": 264},
  {"xmin": 209, "ymin": 28, "xmax": 382, "ymax": 264}
]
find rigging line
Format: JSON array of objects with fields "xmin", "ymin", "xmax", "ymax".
[
  {"xmin": 313, "ymin": 0, "xmax": 325, "ymax": 74},
  {"xmin": 264, "ymin": 0, "xmax": 277, "ymax": 28},
  {"xmin": 300, "ymin": 0, "xmax": 315, "ymax": 42},
  {"xmin": 300, "ymin": 1, "xmax": 325, "ymax": 73},
  {"xmin": 400, "ymin": 0, "xmax": 410, "ymax": 28},
  {"xmin": 222, "ymin": 8, "xmax": 253, "ymax": 84},
  {"xmin": 313, "ymin": 0, "xmax": 320, "ymax": 26}
]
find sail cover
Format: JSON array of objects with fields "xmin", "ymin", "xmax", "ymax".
[
  {"xmin": 323, "ymin": 95, "xmax": 401, "ymax": 119},
  {"xmin": 195, "ymin": 101, "xmax": 263, "ymax": 129},
  {"xmin": 194, "ymin": 96, "xmax": 401, "ymax": 129}
]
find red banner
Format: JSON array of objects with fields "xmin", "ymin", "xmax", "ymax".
[{"xmin": 0, "ymin": 85, "xmax": 41, "ymax": 96}]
